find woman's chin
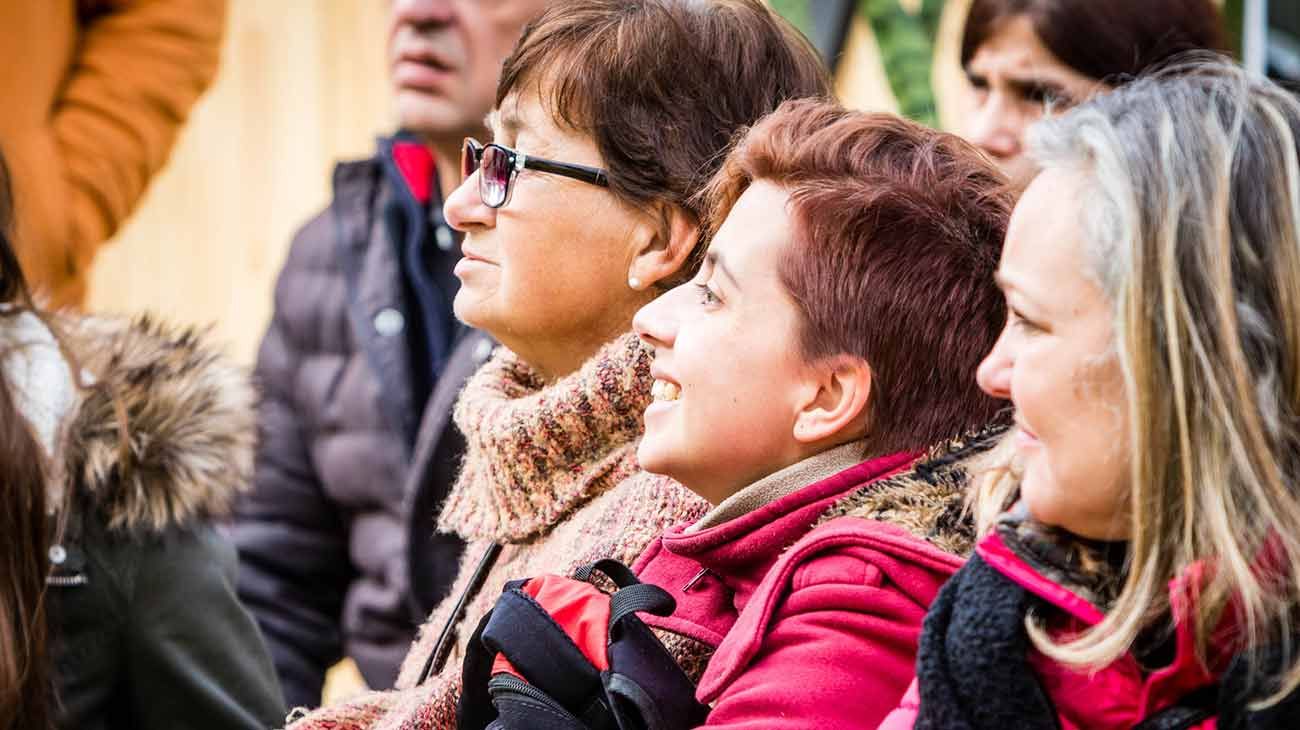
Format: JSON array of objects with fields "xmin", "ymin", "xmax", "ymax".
[
  {"xmin": 1017, "ymin": 469, "xmax": 1065, "ymax": 528},
  {"xmin": 452, "ymin": 289, "xmax": 498, "ymax": 332},
  {"xmin": 1019, "ymin": 476, "xmax": 1112, "ymax": 538},
  {"xmin": 636, "ymin": 436, "xmax": 676, "ymax": 478}
]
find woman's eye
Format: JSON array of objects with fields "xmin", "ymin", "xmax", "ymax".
[
  {"xmin": 1026, "ymin": 85, "xmax": 1067, "ymax": 108},
  {"xmin": 694, "ymin": 283, "xmax": 720, "ymax": 306},
  {"xmin": 1010, "ymin": 309, "xmax": 1042, "ymax": 334}
]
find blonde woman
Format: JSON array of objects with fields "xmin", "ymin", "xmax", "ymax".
[{"xmin": 882, "ymin": 59, "xmax": 1300, "ymax": 729}]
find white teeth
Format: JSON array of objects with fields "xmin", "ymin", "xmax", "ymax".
[{"xmin": 651, "ymin": 379, "xmax": 680, "ymax": 402}]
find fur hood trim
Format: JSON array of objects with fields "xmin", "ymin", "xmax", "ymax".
[
  {"xmin": 57, "ymin": 314, "xmax": 256, "ymax": 533},
  {"xmin": 816, "ymin": 423, "xmax": 1009, "ymax": 557}
]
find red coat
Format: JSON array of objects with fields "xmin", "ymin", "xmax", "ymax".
[
  {"xmin": 880, "ymin": 531, "xmax": 1230, "ymax": 730},
  {"xmin": 634, "ymin": 451, "xmax": 969, "ymax": 730}
]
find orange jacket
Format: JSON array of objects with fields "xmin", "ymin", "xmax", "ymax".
[{"xmin": 0, "ymin": 0, "xmax": 226, "ymax": 308}]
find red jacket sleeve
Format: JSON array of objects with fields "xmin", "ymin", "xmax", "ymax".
[{"xmin": 697, "ymin": 547, "xmax": 931, "ymax": 730}]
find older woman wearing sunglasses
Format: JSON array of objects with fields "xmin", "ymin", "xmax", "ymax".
[{"xmin": 286, "ymin": 1, "xmax": 828, "ymax": 727}]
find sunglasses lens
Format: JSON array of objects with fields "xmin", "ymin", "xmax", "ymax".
[{"xmin": 479, "ymin": 145, "xmax": 510, "ymax": 208}]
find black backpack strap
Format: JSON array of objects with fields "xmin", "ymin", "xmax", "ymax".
[
  {"xmin": 459, "ymin": 581, "xmax": 613, "ymax": 730},
  {"xmin": 418, "ymin": 541, "xmax": 503, "ymax": 684},
  {"xmin": 480, "ymin": 588, "xmax": 607, "ymax": 712},
  {"xmin": 456, "ymin": 608, "xmax": 502, "ymax": 730},
  {"xmin": 608, "ymin": 582, "xmax": 676, "ymax": 629},
  {"xmin": 601, "ymin": 598, "xmax": 711, "ymax": 730},
  {"xmin": 603, "ymin": 672, "xmax": 666, "ymax": 730},
  {"xmin": 575, "ymin": 559, "xmax": 677, "ymax": 628},
  {"xmin": 1131, "ymin": 684, "xmax": 1218, "ymax": 730},
  {"xmin": 460, "ymin": 559, "xmax": 705, "ymax": 730},
  {"xmin": 573, "ymin": 559, "xmax": 641, "ymax": 588}
]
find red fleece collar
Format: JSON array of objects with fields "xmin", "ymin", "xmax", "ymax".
[
  {"xmin": 392, "ymin": 141, "xmax": 436, "ymax": 205},
  {"xmin": 658, "ymin": 451, "xmax": 917, "ymax": 604}
]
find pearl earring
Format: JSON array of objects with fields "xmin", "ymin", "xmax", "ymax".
[{"xmin": 628, "ymin": 276, "xmax": 643, "ymax": 290}]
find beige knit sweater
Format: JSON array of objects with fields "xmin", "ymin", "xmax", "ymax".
[{"xmin": 287, "ymin": 333, "xmax": 708, "ymax": 729}]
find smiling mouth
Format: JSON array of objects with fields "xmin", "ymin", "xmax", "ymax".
[{"xmin": 651, "ymin": 380, "xmax": 680, "ymax": 402}]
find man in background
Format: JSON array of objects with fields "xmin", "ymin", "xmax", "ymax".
[
  {"xmin": 0, "ymin": 0, "xmax": 227, "ymax": 308},
  {"xmin": 232, "ymin": 0, "xmax": 548, "ymax": 709}
]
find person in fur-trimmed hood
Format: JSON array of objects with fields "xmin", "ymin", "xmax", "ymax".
[
  {"xmin": 0, "ymin": 155, "xmax": 285, "ymax": 730},
  {"xmin": 630, "ymin": 98, "xmax": 1012, "ymax": 730}
]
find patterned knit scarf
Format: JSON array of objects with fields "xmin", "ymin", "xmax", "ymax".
[{"xmin": 438, "ymin": 332, "xmax": 653, "ymax": 542}]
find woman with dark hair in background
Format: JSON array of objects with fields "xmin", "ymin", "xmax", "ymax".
[
  {"xmin": 0, "ymin": 148, "xmax": 285, "ymax": 730},
  {"xmin": 959, "ymin": 0, "xmax": 1224, "ymax": 187}
]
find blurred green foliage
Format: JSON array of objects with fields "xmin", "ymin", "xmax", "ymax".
[
  {"xmin": 1221, "ymin": 0, "xmax": 1243, "ymax": 57},
  {"xmin": 770, "ymin": 0, "xmax": 944, "ymax": 127},
  {"xmin": 768, "ymin": 0, "xmax": 812, "ymax": 34},
  {"xmin": 858, "ymin": 0, "xmax": 944, "ymax": 126}
]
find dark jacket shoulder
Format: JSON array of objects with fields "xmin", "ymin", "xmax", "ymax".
[{"xmin": 234, "ymin": 136, "xmax": 473, "ymax": 706}]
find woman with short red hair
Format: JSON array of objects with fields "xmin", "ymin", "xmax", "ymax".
[{"xmin": 630, "ymin": 97, "xmax": 1013, "ymax": 729}]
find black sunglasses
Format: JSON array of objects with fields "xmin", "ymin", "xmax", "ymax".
[{"xmin": 461, "ymin": 137, "xmax": 609, "ymax": 209}]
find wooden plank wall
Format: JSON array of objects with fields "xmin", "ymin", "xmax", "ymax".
[{"xmin": 86, "ymin": 0, "xmax": 392, "ymax": 363}]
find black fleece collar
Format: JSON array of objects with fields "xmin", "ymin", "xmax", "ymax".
[
  {"xmin": 912, "ymin": 552, "xmax": 1300, "ymax": 730},
  {"xmin": 914, "ymin": 553, "xmax": 1061, "ymax": 730}
]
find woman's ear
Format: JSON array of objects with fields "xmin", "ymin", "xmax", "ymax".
[
  {"xmin": 628, "ymin": 206, "xmax": 700, "ymax": 289},
  {"xmin": 792, "ymin": 355, "xmax": 873, "ymax": 445}
]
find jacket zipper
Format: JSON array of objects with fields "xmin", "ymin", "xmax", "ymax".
[
  {"xmin": 488, "ymin": 674, "xmax": 568, "ymax": 708},
  {"xmin": 488, "ymin": 674, "xmax": 594, "ymax": 724},
  {"xmin": 682, "ymin": 566, "xmax": 711, "ymax": 592}
]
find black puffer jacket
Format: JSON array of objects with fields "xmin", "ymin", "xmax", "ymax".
[
  {"xmin": 231, "ymin": 135, "xmax": 487, "ymax": 709},
  {"xmin": 19, "ymin": 313, "xmax": 286, "ymax": 730}
]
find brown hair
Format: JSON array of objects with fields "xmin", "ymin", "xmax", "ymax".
[
  {"xmin": 701, "ymin": 98, "xmax": 1013, "ymax": 454},
  {"xmin": 0, "ymin": 151, "xmax": 53, "ymax": 730},
  {"xmin": 961, "ymin": 0, "xmax": 1225, "ymax": 82},
  {"xmin": 496, "ymin": 0, "xmax": 831, "ymax": 273}
]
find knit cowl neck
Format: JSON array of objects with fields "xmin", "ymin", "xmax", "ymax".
[{"xmin": 437, "ymin": 332, "xmax": 653, "ymax": 542}]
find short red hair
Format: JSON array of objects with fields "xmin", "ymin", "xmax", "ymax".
[{"xmin": 701, "ymin": 99, "xmax": 1013, "ymax": 453}]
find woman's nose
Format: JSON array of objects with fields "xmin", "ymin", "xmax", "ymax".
[
  {"xmin": 444, "ymin": 172, "xmax": 496, "ymax": 232},
  {"xmin": 976, "ymin": 329, "xmax": 1013, "ymax": 401},
  {"xmin": 965, "ymin": 93, "xmax": 1023, "ymax": 162},
  {"xmin": 632, "ymin": 288, "xmax": 679, "ymax": 351}
]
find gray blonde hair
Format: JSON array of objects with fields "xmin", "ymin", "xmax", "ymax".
[{"xmin": 975, "ymin": 56, "xmax": 1300, "ymax": 705}]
